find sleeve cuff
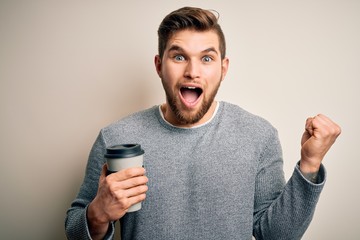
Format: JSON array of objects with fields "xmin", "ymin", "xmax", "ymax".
[
  {"xmin": 84, "ymin": 204, "xmax": 116, "ymax": 240},
  {"xmin": 295, "ymin": 161, "xmax": 326, "ymax": 185}
]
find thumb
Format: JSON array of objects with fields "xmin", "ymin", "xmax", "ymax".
[
  {"xmin": 301, "ymin": 117, "xmax": 314, "ymax": 146},
  {"xmin": 99, "ymin": 164, "xmax": 108, "ymax": 182}
]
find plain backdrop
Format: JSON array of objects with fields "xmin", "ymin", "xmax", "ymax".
[{"xmin": 0, "ymin": 1, "xmax": 359, "ymax": 239}]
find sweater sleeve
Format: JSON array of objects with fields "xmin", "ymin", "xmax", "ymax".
[
  {"xmin": 252, "ymin": 130, "xmax": 326, "ymax": 240},
  {"xmin": 65, "ymin": 131, "xmax": 116, "ymax": 240}
]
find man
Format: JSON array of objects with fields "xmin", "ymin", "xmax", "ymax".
[{"xmin": 65, "ymin": 7, "xmax": 341, "ymax": 240}]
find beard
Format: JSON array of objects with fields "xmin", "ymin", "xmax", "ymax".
[{"xmin": 162, "ymin": 79, "xmax": 222, "ymax": 125}]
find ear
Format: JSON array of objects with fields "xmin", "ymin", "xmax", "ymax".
[
  {"xmin": 220, "ymin": 57, "xmax": 229, "ymax": 81},
  {"xmin": 154, "ymin": 55, "xmax": 162, "ymax": 78}
]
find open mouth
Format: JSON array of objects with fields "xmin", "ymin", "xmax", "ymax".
[{"xmin": 180, "ymin": 86, "xmax": 203, "ymax": 104}]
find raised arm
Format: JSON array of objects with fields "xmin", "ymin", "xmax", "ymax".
[{"xmin": 253, "ymin": 114, "xmax": 341, "ymax": 239}]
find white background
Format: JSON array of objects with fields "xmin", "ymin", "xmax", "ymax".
[{"xmin": 0, "ymin": 1, "xmax": 359, "ymax": 239}]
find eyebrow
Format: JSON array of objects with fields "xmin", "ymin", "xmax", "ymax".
[{"xmin": 168, "ymin": 45, "xmax": 219, "ymax": 55}]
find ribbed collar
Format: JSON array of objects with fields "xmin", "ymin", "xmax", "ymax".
[{"xmin": 158, "ymin": 101, "xmax": 221, "ymax": 130}]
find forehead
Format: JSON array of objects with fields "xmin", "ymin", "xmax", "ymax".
[{"xmin": 165, "ymin": 29, "xmax": 220, "ymax": 54}]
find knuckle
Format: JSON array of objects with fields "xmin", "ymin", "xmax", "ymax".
[
  {"xmin": 123, "ymin": 168, "xmax": 142, "ymax": 178},
  {"xmin": 336, "ymin": 125, "xmax": 342, "ymax": 135},
  {"xmin": 139, "ymin": 175, "xmax": 149, "ymax": 183},
  {"xmin": 108, "ymin": 184, "xmax": 117, "ymax": 193},
  {"xmin": 134, "ymin": 176, "xmax": 148, "ymax": 187},
  {"xmin": 123, "ymin": 168, "xmax": 134, "ymax": 178},
  {"xmin": 329, "ymin": 128, "xmax": 337, "ymax": 135},
  {"xmin": 104, "ymin": 176, "xmax": 113, "ymax": 186},
  {"xmin": 138, "ymin": 184, "xmax": 148, "ymax": 193},
  {"xmin": 329, "ymin": 125, "xmax": 341, "ymax": 137},
  {"xmin": 133, "ymin": 193, "xmax": 146, "ymax": 203},
  {"xmin": 139, "ymin": 193, "xmax": 147, "ymax": 201},
  {"xmin": 118, "ymin": 198, "xmax": 131, "ymax": 209}
]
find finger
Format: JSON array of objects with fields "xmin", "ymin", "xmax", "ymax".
[
  {"xmin": 305, "ymin": 117, "xmax": 314, "ymax": 135},
  {"xmin": 127, "ymin": 193, "xmax": 147, "ymax": 207},
  {"xmin": 122, "ymin": 184, "xmax": 148, "ymax": 198},
  {"xmin": 312, "ymin": 114, "xmax": 342, "ymax": 137},
  {"xmin": 108, "ymin": 167, "xmax": 146, "ymax": 182},
  {"xmin": 313, "ymin": 114, "xmax": 339, "ymax": 128},
  {"xmin": 312, "ymin": 114, "xmax": 327, "ymax": 125},
  {"xmin": 118, "ymin": 175, "xmax": 149, "ymax": 190},
  {"xmin": 117, "ymin": 193, "xmax": 147, "ymax": 212},
  {"xmin": 314, "ymin": 114, "xmax": 330, "ymax": 121},
  {"xmin": 310, "ymin": 115, "xmax": 331, "ymax": 139},
  {"xmin": 110, "ymin": 186, "xmax": 148, "ymax": 212},
  {"xmin": 308, "ymin": 114, "xmax": 327, "ymax": 133}
]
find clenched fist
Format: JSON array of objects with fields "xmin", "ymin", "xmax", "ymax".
[{"xmin": 300, "ymin": 114, "xmax": 341, "ymax": 174}]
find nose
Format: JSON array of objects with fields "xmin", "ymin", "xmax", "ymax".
[{"xmin": 184, "ymin": 60, "xmax": 200, "ymax": 79}]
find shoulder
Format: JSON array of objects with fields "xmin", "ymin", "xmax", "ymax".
[
  {"xmin": 220, "ymin": 102, "xmax": 275, "ymax": 129},
  {"xmin": 101, "ymin": 106, "xmax": 159, "ymax": 138},
  {"xmin": 219, "ymin": 101, "xmax": 277, "ymax": 137}
]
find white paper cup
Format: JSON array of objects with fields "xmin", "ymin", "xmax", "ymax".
[{"xmin": 105, "ymin": 144, "xmax": 145, "ymax": 212}]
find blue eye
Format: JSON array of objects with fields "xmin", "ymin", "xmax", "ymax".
[
  {"xmin": 202, "ymin": 56, "xmax": 212, "ymax": 62},
  {"xmin": 174, "ymin": 55, "xmax": 185, "ymax": 61}
]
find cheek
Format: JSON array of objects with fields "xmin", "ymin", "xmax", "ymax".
[
  {"xmin": 162, "ymin": 63, "xmax": 183, "ymax": 83},
  {"xmin": 203, "ymin": 67, "xmax": 223, "ymax": 83}
]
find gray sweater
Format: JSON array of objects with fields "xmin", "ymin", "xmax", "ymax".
[{"xmin": 65, "ymin": 102, "xmax": 325, "ymax": 240}]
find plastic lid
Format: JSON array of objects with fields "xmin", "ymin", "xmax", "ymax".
[{"xmin": 105, "ymin": 144, "xmax": 144, "ymax": 158}]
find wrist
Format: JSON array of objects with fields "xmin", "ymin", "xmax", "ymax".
[
  {"xmin": 88, "ymin": 200, "xmax": 109, "ymax": 224},
  {"xmin": 299, "ymin": 159, "xmax": 321, "ymax": 183},
  {"xmin": 299, "ymin": 161, "xmax": 320, "ymax": 174},
  {"xmin": 299, "ymin": 153, "xmax": 322, "ymax": 172},
  {"xmin": 87, "ymin": 201, "xmax": 110, "ymax": 239}
]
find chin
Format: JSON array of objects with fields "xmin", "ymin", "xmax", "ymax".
[{"xmin": 174, "ymin": 102, "xmax": 211, "ymax": 125}]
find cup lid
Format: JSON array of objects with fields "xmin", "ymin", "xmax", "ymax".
[{"xmin": 105, "ymin": 144, "xmax": 144, "ymax": 158}]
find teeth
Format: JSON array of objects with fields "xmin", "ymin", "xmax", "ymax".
[{"xmin": 186, "ymin": 87, "xmax": 196, "ymax": 89}]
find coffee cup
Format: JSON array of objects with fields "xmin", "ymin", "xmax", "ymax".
[{"xmin": 105, "ymin": 144, "xmax": 145, "ymax": 212}]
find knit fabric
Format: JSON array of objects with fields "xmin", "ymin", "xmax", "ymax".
[{"xmin": 65, "ymin": 101, "xmax": 325, "ymax": 240}]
